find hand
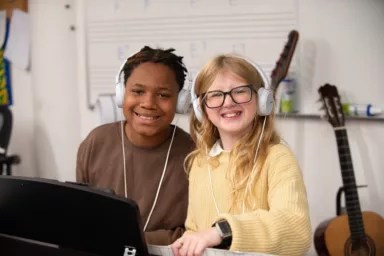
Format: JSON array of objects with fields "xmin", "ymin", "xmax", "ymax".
[{"xmin": 170, "ymin": 228, "xmax": 222, "ymax": 256}]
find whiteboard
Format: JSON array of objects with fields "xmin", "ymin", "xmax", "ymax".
[{"xmin": 83, "ymin": 0, "xmax": 298, "ymax": 109}]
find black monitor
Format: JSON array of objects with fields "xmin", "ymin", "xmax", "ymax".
[{"xmin": 0, "ymin": 176, "xmax": 149, "ymax": 256}]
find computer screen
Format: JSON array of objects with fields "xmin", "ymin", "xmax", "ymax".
[{"xmin": 0, "ymin": 176, "xmax": 149, "ymax": 256}]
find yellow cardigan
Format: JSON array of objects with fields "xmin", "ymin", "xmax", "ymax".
[{"xmin": 185, "ymin": 143, "xmax": 312, "ymax": 256}]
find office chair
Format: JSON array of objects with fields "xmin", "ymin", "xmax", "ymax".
[{"xmin": 0, "ymin": 105, "xmax": 20, "ymax": 175}]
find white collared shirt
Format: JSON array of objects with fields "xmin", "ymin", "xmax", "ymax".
[{"xmin": 208, "ymin": 140, "xmax": 231, "ymax": 157}]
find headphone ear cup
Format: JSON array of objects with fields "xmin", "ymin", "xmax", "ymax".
[
  {"xmin": 115, "ymin": 82, "xmax": 125, "ymax": 108},
  {"xmin": 257, "ymin": 87, "xmax": 274, "ymax": 116},
  {"xmin": 176, "ymin": 89, "xmax": 191, "ymax": 114},
  {"xmin": 192, "ymin": 97, "xmax": 203, "ymax": 122},
  {"xmin": 190, "ymin": 70, "xmax": 204, "ymax": 122}
]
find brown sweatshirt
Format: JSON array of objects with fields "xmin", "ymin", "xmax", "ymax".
[{"xmin": 76, "ymin": 122, "xmax": 194, "ymax": 245}]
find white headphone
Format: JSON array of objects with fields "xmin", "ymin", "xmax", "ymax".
[
  {"xmin": 191, "ymin": 56, "xmax": 274, "ymax": 122},
  {"xmin": 115, "ymin": 57, "xmax": 192, "ymax": 114}
]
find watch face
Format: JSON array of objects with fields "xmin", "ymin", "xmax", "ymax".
[{"xmin": 217, "ymin": 220, "xmax": 232, "ymax": 238}]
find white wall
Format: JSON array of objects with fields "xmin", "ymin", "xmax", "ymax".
[
  {"xmin": 6, "ymin": 0, "xmax": 384, "ymax": 255},
  {"xmin": 9, "ymin": 0, "xmax": 81, "ymax": 181}
]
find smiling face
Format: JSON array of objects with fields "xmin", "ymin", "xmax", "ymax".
[
  {"xmin": 204, "ymin": 69, "xmax": 258, "ymax": 148},
  {"xmin": 123, "ymin": 62, "xmax": 179, "ymax": 147}
]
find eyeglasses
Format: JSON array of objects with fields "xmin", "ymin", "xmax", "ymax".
[{"xmin": 202, "ymin": 85, "xmax": 255, "ymax": 109}]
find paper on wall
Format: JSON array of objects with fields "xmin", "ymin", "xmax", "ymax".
[
  {"xmin": 4, "ymin": 9, "xmax": 30, "ymax": 70},
  {"xmin": 0, "ymin": 11, "xmax": 6, "ymax": 47}
]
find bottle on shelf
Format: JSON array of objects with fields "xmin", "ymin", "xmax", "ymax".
[
  {"xmin": 342, "ymin": 103, "xmax": 383, "ymax": 117},
  {"xmin": 277, "ymin": 72, "xmax": 298, "ymax": 114}
]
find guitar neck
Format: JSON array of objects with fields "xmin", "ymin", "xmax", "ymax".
[
  {"xmin": 334, "ymin": 128, "xmax": 366, "ymax": 242},
  {"xmin": 270, "ymin": 30, "xmax": 299, "ymax": 91}
]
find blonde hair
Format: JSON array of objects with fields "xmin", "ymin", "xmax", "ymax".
[{"xmin": 186, "ymin": 54, "xmax": 280, "ymax": 211}]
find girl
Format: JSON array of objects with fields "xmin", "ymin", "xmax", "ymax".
[{"xmin": 171, "ymin": 54, "xmax": 311, "ymax": 256}]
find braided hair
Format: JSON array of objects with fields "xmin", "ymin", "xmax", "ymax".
[{"xmin": 122, "ymin": 46, "xmax": 188, "ymax": 91}]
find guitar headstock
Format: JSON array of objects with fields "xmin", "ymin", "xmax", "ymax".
[
  {"xmin": 318, "ymin": 84, "xmax": 345, "ymax": 128},
  {"xmin": 270, "ymin": 30, "xmax": 299, "ymax": 90}
]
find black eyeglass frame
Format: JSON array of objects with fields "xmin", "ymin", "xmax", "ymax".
[{"xmin": 202, "ymin": 85, "xmax": 256, "ymax": 109}]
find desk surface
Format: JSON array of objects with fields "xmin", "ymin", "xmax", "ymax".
[{"xmin": 148, "ymin": 245, "xmax": 274, "ymax": 256}]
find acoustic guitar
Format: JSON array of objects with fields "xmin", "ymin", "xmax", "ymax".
[{"xmin": 314, "ymin": 84, "xmax": 384, "ymax": 256}]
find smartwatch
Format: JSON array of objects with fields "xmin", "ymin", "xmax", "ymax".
[{"xmin": 214, "ymin": 219, "xmax": 232, "ymax": 248}]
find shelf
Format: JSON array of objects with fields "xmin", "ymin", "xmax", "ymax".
[{"xmin": 276, "ymin": 113, "xmax": 384, "ymax": 122}]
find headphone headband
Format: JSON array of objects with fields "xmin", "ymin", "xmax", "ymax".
[{"xmin": 115, "ymin": 59, "xmax": 128, "ymax": 85}]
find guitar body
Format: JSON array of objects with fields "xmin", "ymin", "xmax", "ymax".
[{"xmin": 315, "ymin": 211, "xmax": 384, "ymax": 255}]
